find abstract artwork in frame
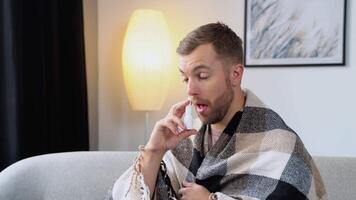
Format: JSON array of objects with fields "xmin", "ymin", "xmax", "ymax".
[{"xmin": 244, "ymin": 0, "xmax": 347, "ymax": 67}]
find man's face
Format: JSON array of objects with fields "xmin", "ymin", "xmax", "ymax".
[{"xmin": 179, "ymin": 43, "xmax": 234, "ymax": 125}]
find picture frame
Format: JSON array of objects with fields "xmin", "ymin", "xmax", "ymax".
[{"xmin": 244, "ymin": 0, "xmax": 347, "ymax": 67}]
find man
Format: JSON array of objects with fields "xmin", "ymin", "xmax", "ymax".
[{"xmin": 110, "ymin": 22, "xmax": 326, "ymax": 200}]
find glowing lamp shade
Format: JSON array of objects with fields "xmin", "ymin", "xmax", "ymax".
[{"xmin": 122, "ymin": 9, "xmax": 171, "ymax": 111}]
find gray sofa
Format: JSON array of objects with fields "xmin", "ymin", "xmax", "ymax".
[{"xmin": 0, "ymin": 151, "xmax": 355, "ymax": 200}]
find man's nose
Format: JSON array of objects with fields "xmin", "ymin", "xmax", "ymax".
[{"xmin": 187, "ymin": 79, "xmax": 199, "ymax": 97}]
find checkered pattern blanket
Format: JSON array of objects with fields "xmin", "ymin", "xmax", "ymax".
[
  {"xmin": 155, "ymin": 90, "xmax": 326, "ymax": 200},
  {"xmin": 110, "ymin": 90, "xmax": 327, "ymax": 200}
]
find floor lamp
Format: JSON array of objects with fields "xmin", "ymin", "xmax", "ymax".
[{"xmin": 122, "ymin": 9, "xmax": 172, "ymax": 143}]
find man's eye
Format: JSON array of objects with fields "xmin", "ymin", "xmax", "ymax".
[
  {"xmin": 182, "ymin": 77, "xmax": 188, "ymax": 83},
  {"xmin": 198, "ymin": 73, "xmax": 209, "ymax": 79}
]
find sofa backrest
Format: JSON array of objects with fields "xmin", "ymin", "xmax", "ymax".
[
  {"xmin": 0, "ymin": 152, "xmax": 355, "ymax": 200},
  {"xmin": 313, "ymin": 156, "xmax": 356, "ymax": 200}
]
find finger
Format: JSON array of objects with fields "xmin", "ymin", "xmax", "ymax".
[
  {"xmin": 163, "ymin": 119, "xmax": 179, "ymax": 135},
  {"xmin": 178, "ymin": 187, "xmax": 187, "ymax": 195},
  {"xmin": 182, "ymin": 180, "xmax": 194, "ymax": 187},
  {"xmin": 171, "ymin": 100, "xmax": 190, "ymax": 116},
  {"xmin": 171, "ymin": 115, "xmax": 186, "ymax": 130},
  {"xmin": 179, "ymin": 129, "xmax": 199, "ymax": 139}
]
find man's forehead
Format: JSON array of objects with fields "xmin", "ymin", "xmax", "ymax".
[
  {"xmin": 179, "ymin": 58, "xmax": 210, "ymax": 73},
  {"xmin": 179, "ymin": 57, "xmax": 203, "ymax": 68},
  {"xmin": 178, "ymin": 43, "xmax": 220, "ymax": 72}
]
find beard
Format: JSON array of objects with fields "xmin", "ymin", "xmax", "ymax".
[{"xmin": 197, "ymin": 81, "xmax": 234, "ymax": 125}]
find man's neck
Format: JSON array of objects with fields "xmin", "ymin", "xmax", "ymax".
[{"xmin": 211, "ymin": 89, "xmax": 245, "ymax": 131}]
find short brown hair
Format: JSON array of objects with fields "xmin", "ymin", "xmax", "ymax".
[{"xmin": 176, "ymin": 22, "xmax": 244, "ymax": 64}]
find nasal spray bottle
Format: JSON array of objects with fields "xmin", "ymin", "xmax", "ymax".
[{"xmin": 183, "ymin": 101, "xmax": 194, "ymax": 130}]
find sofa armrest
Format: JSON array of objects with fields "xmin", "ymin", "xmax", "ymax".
[{"xmin": 0, "ymin": 151, "xmax": 138, "ymax": 200}]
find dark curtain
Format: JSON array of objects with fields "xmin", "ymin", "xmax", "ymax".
[{"xmin": 0, "ymin": 0, "xmax": 89, "ymax": 171}]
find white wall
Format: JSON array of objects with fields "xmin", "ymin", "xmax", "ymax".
[{"xmin": 97, "ymin": 0, "xmax": 356, "ymax": 156}]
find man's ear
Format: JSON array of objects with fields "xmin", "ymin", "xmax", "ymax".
[{"xmin": 230, "ymin": 63, "xmax": 244, "ymax": 87}]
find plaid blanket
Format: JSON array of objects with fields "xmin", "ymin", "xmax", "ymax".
[
  {"xmin": 111, "ymin": 90, "xmax": 327, "ymax": 200},
  {"xmin": 155, "ymin": 90, "xmax": 326, "ymax": 200}
]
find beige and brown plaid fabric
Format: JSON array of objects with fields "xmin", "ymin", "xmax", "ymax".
[{"xmin": 156, "ymin": 90, "xmax": 327, "ymax": 200}]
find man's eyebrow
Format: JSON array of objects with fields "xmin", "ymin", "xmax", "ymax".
[
  {"xmin": 179, "ymin": 65, "xmax": 210, "ymax": 74},
  {"xmin": 178, "ymin": 68, "xmax": 185, "ymax": 74},
  {"xmin": 193, "ymin": 65, "xmax": 210, "ymax": 72}
]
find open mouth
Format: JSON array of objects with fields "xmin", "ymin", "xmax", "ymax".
[{"xmin": 196, "ymin": 103, "xmax": 208, "ymax": 113}]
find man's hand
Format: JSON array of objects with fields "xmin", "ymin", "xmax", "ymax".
[
  {"xmin": 146, "ymin": 100, "xmax": 198, "ymax": 153},
  {"xmin": 140, "ymin": 100, "xmax": 199, "ymax": 198},
  {"xmin": 178, "ymin": 181, "xmax": 211, "ymax": 200}
]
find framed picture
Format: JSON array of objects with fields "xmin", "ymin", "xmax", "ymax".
[{"xmin": 244, "ymin": 0, "xmax": 347, "ymax": 67}]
